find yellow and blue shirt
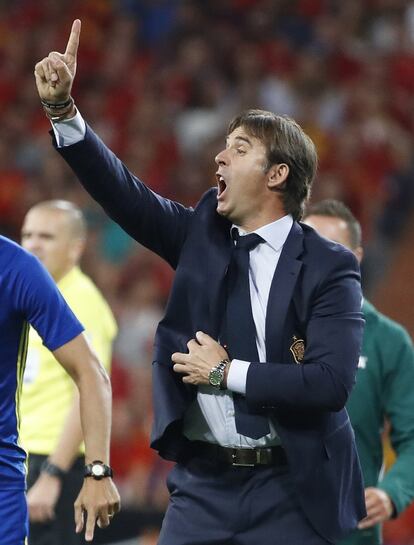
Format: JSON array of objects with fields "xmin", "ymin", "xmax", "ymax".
[
  {"xmin": 20, "ymin": 266, "xmax": 117, "ymax": 455},
  {"xmin": 0, "ymin": 236, "xmax": 83, "ymax": 489}
]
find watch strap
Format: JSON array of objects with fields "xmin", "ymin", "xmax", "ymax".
[
  {"xmin": 218, "ymin": 358, "xmax": 230, "ymax": 389},
  {"xmin": 209, "ymin": 358, "xmax": 230, "ymax": 389},
  {"xmin": 41, "ymin": 459, "xmax": 66, "ymax": 480}
]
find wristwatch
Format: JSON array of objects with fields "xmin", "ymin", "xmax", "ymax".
[
  {"xmin": 84, "ymin": 460, "xmax": 113, "ymax": 480},
  {"xmin": 208, "ymin": 359, "xmax": 230, "ymax": 389}
]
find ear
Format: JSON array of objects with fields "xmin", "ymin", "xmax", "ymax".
[{"xmin": 267, "ymin": 163, "xmax": 289, "ymax": 190}]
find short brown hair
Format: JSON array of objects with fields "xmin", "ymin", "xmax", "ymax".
[
  {"xmin": 227, "ymin": 109, "xmax": 318, "ymax": 220},
  {"xmin": 304, "ymin": 199, "xmax": 362, "ymax": 249}
]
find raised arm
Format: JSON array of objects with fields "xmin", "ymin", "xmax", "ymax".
[{"xmin": 34, "ymin": 19, "xmax": 193, "ymax": 267}]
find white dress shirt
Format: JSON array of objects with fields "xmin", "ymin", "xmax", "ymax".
[
  {"xmin": 51, "ymin": 113, "xmax": 294, "ymax": 448},
  {"xmin": 183, "ymin": 217, "xmax": 293, "ymax": 447}
]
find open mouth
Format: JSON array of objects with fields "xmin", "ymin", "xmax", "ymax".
[{"xmin": 216, "ymin": 174, "xmax": 227, "ymax": 197}]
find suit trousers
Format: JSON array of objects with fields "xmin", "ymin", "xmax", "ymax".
[
  {"xmin": 27, "ymin": 453, "xmax": 86, "ymax": 545},
  {"xmin": 158, "ymin": 455, "xmax": 333, "ymax": 545}
]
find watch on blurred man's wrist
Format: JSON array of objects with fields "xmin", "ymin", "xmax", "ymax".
[{"xmin": 84, "ymin": 460, "xmax": 113, "ymax": 480}]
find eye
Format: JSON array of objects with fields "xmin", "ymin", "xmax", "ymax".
[{"xmin": 236, "ymin": 148, "xmax": 246, "ymax": 155}]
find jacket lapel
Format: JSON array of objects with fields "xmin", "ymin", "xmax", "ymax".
[
  {"xmin": 265, "ymin": 222, "xmax": 304, "ymax": 361},
  {"xmin": 206, "ymin": 216, "xmax": 233, "ymax": 340}
]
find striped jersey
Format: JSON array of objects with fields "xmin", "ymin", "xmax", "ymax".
[{"xmin": 0, "ymin": 236, "xmax": 83, "ymax": 489}]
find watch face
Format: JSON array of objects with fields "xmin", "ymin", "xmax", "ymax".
[
  {"xmin": 209, "ymin": 368, "xmax": 222, "ymax": 387},
  {"xmin": 92, "ymin": 464, "xmax": 105, "ymax": 477}
]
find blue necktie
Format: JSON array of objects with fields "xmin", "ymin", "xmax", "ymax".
[{"xmin": 224, "ymin": 229, "xmax": 270, "ymax": 439}]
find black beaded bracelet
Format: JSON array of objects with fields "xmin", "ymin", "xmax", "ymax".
[
  {"xmin": 43, "ymin": 105, "xmax": 76, "ymax": 122},
  {"xmin": 40, "ymin": 96, "xmax": 73, "ymax": 110}
]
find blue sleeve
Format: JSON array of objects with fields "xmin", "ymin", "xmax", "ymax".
[{"xmin": 13, "ymin": 250, "xmax": 84, "ymax": 351}]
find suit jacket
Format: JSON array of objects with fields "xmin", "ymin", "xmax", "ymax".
[{"xmin": 56, "ymin": 125, "xmax": 366, "ymax": 543}]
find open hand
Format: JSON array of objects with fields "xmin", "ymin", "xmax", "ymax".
[
  {"xmin": 34, "ymin": 19, "xmax": 81, "ymax": 103},
  {"xmin": 172, "ymin": 331, "xmax": 229, "ymax": 385},
  {"xmin": 27, "ymin": 473, "xmax": 62, "ymax": 522},
  {"xmin": 74, "ymin": 477, "xmax": 121, "ymax": 542}
]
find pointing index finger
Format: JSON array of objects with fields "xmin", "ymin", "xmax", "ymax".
[{"xmin": 65, "ymin": 19, "xmax": 81, "ymax": 59}]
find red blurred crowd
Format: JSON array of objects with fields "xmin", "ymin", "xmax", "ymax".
[{"xmin": 0, "ymin": 1, "xmax": 413, "ymax": 543}]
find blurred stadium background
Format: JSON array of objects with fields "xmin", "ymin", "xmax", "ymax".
[{"xmin": 0, "ymin": 1, "xmax": 413, "ymax": 543}]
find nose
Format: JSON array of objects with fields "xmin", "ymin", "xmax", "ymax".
[{"xmin": 215, "ymin": 148, "xmax": 228, "ymax": 166}]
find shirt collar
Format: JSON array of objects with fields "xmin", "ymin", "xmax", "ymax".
[{"xmin": 233, "ymin": 215, "xmax": 294, "ymax": 252}]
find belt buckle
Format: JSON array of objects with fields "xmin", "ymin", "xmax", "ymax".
[{"xmin": 230, "ymin": 448, "xmax": 256, "ymax": 467}]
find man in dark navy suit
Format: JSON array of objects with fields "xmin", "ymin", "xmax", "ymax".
[{"xmin": 34, "ymin": 20, "xmax": 366, "ymax": 545}]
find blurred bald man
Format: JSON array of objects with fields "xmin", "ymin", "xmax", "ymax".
[
  {"xmin": 304, "ymin": 200, "xmax": 414, "ymax": 545},
  {"xmin": 20, "ymin": 201, "xmax": 117, "ymax": 545}
]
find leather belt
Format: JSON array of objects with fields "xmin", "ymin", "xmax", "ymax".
[{"xmin": 188, "ymin": 441, "xmax": 287, "ymax": 467}]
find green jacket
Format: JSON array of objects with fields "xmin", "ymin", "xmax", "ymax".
[{"xmin": 339, "ymin": 300, "xmax": 414, "ymax": 545}]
